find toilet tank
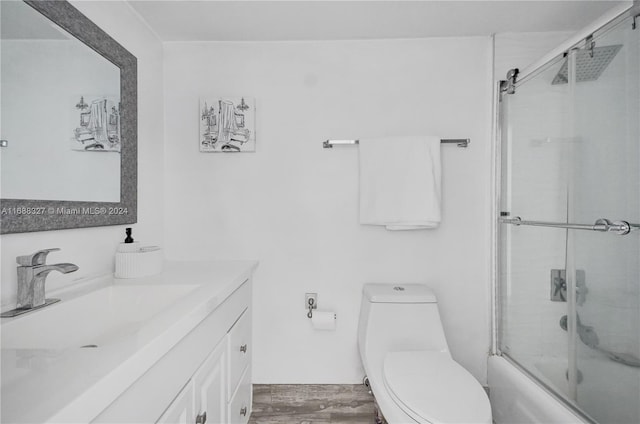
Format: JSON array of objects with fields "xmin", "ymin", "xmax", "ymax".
[{"xmin": 357, "ymin": 283, "xmax": 451, "ymax": 373}]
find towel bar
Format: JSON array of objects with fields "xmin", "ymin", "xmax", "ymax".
[
  {"xmin": 500, "ymin": 216, "xmax": 640, "ymax": 235},
  {"xmin": 323, "ymin": 139, "xmax": 470, "ymax": 148}
]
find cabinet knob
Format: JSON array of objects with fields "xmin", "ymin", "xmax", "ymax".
[
  {"xmin": 240, "ymin": 406, "xmax": 248, "ymax": 416},
  {"xmin": 240, "ymin": 344, "xmax": 248, "ymax": 353},
  {"xmin": 195, "ymin": 411, "xmax": 207, "ymax": 424}
]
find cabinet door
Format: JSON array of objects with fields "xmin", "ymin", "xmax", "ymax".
[
  {"xmin": 156, "ymin": 382, "xmax": 194, "ymax": 424},
  {"xmin": 193, "ymin": 338, "xmax": 227, "ymax": 424}
]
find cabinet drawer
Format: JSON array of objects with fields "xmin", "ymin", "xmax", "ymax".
[
  {"xmin": 228, "ymin": 307, "xmax": 251, "ymax": 394},
  {"xmin": 228, "ymin": 367, "xmax": 252, "ymax": 424}
]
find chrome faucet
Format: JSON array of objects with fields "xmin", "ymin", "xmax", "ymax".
[{"xmin": 14, "ymin": 248, "xmax": 78, "ymax": 311}]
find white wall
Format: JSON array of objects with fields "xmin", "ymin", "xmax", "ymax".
[
  {"xmin": 494, "ymin": 32, "xmax": 573, "ymax": 83},
  {"xmin": 0, "ymin": 1, "xmax": 164, "ymax": 308},
  {"xmin": 163, "ymin": 37, "xmax": 494, "ymax": 384}
]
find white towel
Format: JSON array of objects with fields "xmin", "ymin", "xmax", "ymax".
[{"xmin": 358, "ymin": 136, "xmax": 441, "ymax": 230}]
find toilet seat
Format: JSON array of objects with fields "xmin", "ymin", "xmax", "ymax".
[{"xmin": 383, "ymin": 351, "xmax": 492, "ymax": 424}]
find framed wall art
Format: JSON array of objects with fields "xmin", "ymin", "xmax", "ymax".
[{"xmin": 200, "ymin": 96, "xmax": 255, "ymax": 152}]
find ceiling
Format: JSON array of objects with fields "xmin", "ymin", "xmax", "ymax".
[{"xmin": 128, "ymin": 0, "xmax": 627, "ymax": 42}]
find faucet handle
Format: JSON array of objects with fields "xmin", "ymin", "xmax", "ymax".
[{"xmin": 16, "ymin": 248, "xmax": 61, "ymax": 266}]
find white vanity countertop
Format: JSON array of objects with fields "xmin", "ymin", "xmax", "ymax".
[{"xmin": 0, "ymin": 260, "xmax": 258, "ymax": 424}]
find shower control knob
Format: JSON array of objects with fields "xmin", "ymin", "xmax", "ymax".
[
  {"xmin": 195, "ymin": 411, "xmax": 207, "ymax": 424},
  {"xmin": 554, "ymin": 278, "xmax": 566, "ymax": 296}
]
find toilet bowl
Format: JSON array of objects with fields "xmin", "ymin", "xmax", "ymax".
[{"xmin": 357, "ymin": 283, "xmax": 492, "ymax": 424}]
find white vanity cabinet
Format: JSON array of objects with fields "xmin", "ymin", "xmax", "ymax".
[
  {"xmin": 158, "ymin": 337, "xmax": 228, "ymax": 424},
  {"xmin": 1, "ymin": 261, "xmax": 257, "ymax": 424},
  {"xmin": 93, "ymin": 277, "xmax": 253, "ymax": 424},
  {"xmin": 158, "ymin": 308, "xmax": 253, "ymax": 424}
]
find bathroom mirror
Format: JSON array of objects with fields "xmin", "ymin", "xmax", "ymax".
[{"xmin": 0, "ymin": 0, "xmax": 137, "ymax": 234}]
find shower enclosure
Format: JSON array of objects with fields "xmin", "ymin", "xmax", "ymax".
[{"xmin": 497, "ymin": 9, "xmax": 640, "ymax": 424}]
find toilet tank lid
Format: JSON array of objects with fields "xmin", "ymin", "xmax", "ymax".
[{"xmin": 363, "ymin": 283, "xmax": 437, "ymax": 303}]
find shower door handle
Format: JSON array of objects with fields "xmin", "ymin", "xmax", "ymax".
[
  {"xmin": 500, "ymin": 217, "xmax": 639, "ymax": 235},
  {"xmin": 592, "ymin": 219, "xmax": 632, "ymax": 235}
]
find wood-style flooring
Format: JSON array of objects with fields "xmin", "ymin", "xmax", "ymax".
[{"xmin": 249, "ymin": 384, "xmax": 377, "ymax": 424}]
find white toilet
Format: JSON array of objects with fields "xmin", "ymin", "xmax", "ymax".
[{"xmin": 357, "ymin": 283, "xmax": 492, "ymax": 424}]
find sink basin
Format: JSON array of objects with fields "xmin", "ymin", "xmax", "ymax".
[{"xmin": 1, "ymin": 284, "xmax": 199, "ymax": 350}]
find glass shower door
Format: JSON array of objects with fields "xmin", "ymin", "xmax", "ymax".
[
  {"xmin": 498, "ymin": 53, "xmax": 575, "ymax": 396},
  {"xmin": 498, "ymin": 13, "xmax": 640, "ymax": 423},
  {"xmin": 569, "ymin": 16, "xmax": 640, "ymax": 424}
]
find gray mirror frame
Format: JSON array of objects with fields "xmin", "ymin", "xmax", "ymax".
[{"xmin": 1, "ymin": 0, "xmax": 137, "ymax": 234}]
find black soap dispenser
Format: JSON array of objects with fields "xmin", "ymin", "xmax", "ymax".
[
  {"xmin": 117, "ymin": 227, "xmax": 139, "ymax": 253},
  {"xmin": 124, "ymin": 227, "xmax": 134, "ymax": 243}
]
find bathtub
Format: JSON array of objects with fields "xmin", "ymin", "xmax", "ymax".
[
  {"xmin": 489, "ymin": 352, "xmax": 640, "ymax": 424},
  {"xmin": 488, "ymin": 355, "xmax": 586, "ymax": 424}
]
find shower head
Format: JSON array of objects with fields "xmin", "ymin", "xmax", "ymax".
[{"xmin": 551, "ymin": 44, "xmax": 622, "ymax": 85}]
